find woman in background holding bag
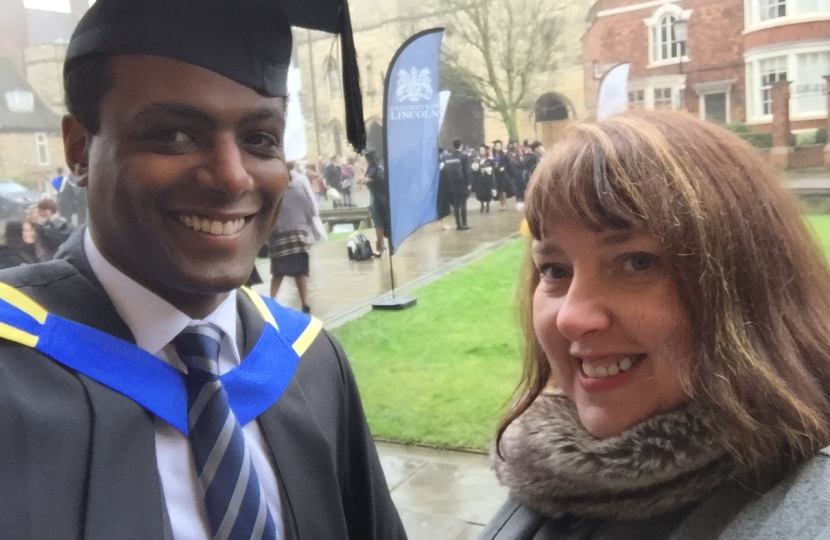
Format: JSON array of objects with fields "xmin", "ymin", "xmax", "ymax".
[{"xmin": 268, "ymin": 162, "xmax": 325, "ymax": 313}]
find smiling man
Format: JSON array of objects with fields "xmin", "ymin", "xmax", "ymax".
[{"xmin": 0, "ymin": 1, "xmax": 407, "ymax": 539}]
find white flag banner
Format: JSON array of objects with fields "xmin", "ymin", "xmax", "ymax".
[
  {"xmin": 596, "ymin": 63, "xmax": 630, "ymax": 121},
  {"xmin": 438, "ymin": 90, "xmax": 451, "ymax": 130},
  {"xmin": 284, "ymin": 60, "xmax": 308, "ymax": 162}
]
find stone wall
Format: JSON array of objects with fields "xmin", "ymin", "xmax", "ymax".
[
  {"xmin": 25, "ymin": 43, "xmax": 68, "ymax": 116},
  {"xmin": 0, "ymin": 132, "xmax": 64, "ymax": 188}
]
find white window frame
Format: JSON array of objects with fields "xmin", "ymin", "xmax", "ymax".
[
  {"xmin": 4, "ymin": 90, "xmax": 35, "ymax": 113},
  {"xmin": 627, "ymin": 74, "xmax": 687, "ymax": 111},
  {"xmin": 744, "ymin": 0, "xmax": 830, "ymax": 32},
  {"xmin": 644, "ymin": 4, "xmax": 692, "ymax": 68},
  {"xmin": 744, "ymin": 41, "xmax": 830, "ymax": 123},
  {"xmin": 35, "ymin": 133, "xmax": 50, "ymax": 166}
]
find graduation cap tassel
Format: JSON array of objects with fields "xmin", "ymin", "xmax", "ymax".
[{"xmin": 338, "ymin": 2, "xmax": 366, "ymax": 152}]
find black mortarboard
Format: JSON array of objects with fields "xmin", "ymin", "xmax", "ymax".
[{"xmin": 66, "ymin": 0, "xmax": 366, "ymax": 150}]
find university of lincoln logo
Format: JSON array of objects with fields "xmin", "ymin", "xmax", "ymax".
[{"xmin": 395, "ymin": 68, "xmax": 433, "ymax": 102}]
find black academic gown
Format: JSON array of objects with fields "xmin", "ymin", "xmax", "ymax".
[{"xmin": 0, "ymin": 231, "xmax": 407, "ymax": 540}]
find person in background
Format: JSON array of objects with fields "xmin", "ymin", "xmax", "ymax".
[
  {"xmin": 517, "ymin": 141, "xmax": 544, "ymax": 212},
  {"xmin": 472, "ymin": 144, "xmax": 495, "ymax": 214},
  {"xmin": 482, "ymin": 110, "xmax": 830, "ymax": 539},
  {"xmin": 305, "ymin": 163, "xmax": 328, "ymax": 206},
  {"xmin": 436, "ymin": 148, "xmax": 453, "ymax": 231},
  {"xmin": 33, "ymin": 198, "xmax": 73, "ymax": 261},
  {"xmin": 324, "ymin": 155, "xmax": 343, "ymax": 205},
  {"xmin": 268, "ymin": 162, "xmax": 322, "ymax": 313},
  {"xmin": 0, "ymin": 220, "xmax": 39, "ymax": 269},
  {"xmin": 445, "ymin": 138, "xmax": 471, "ymax": 231},
  {"xmin": 358, "ymin": 150, "xmax": 390, "ymax": 255},
  {"xmin": 492, "ymin": 140, "xmax": 514, "ymax": 211},
  {"xmin": 340, "ymin": 156, "xmax": 356, "ymax": 207}
]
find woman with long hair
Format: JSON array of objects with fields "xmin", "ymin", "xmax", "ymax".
[{"xmin": 482, "ymin": 110, "xmax": 830, "ymax": 538}]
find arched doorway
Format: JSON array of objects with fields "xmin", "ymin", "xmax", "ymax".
[
  {"xmin": 534, "ymin": 93, "xmax": 574, "ymax": 147},
  {"xmin": 438, "ymin": 79, "xmax": 485, "ymax": 149},
  {"xmin": 366, "ymin": 119, "xmax": 384, "ymax": 161}
]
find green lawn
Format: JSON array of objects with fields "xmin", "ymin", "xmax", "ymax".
[
  {"xmin": 806, "ymin": 215, "xmax": 830, "ymax": 256},
  {"xmin": 333, "ymin": 240, "xmax": 528, "ymax": 451},
  {"xmin": 334, "ymin": 215, "xmax": 830, "ymax": 452}
]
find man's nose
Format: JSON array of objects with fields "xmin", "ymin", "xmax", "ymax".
[
  {"xmin": 202, "ymin": 134, "xmax": 254, "ymax": 197},
  {"xmin": 555, "ymin": 275, "xmax": 612, "ymax": 342}
]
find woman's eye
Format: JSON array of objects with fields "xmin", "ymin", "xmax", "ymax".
[
  {"xmin": 623, "ymin": 253, "xmax": 656, "ymax": 272},
  {"xmin": 539, "ymin": 264, "xmax": 570, "ymax": 280}
]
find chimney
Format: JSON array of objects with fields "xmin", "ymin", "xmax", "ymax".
[{"xmin": 0, "ymin": 0, "xmax": 29, "ymax": 75}]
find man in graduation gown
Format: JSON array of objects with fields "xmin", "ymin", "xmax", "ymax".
[{"xmin": 0, "ymin": 0, "xmax": 408, "ymax": 539}]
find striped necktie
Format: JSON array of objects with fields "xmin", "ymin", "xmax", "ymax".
[{"xmin": 173, "ymin": 324, "xmax": 277, "ymax": 540}]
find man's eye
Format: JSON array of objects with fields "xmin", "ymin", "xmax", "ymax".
[
  {"xmin": 244, "ymin": 133, "xmax": 280, "ymax": 148},
  {"xmin": 539, "ymin": 264, "xmax": 570, "ymax": 280},
  {"xmin": 151, "ymin": 130, "xmax": 193, "ymax": 144},
  {"xmin": 623, "ymin": 253, "xmax": 656, "ymax": 272}
]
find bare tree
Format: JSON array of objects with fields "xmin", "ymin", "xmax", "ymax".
[{"xmin": 440, "ymin": 0, "xmax": 562, "ymax": 140}]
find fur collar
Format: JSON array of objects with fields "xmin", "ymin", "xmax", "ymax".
[{"xmin": 492, "ymin": 391, "xmax": 741, "ymax": 521}]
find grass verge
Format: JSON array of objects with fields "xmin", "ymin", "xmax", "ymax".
[{"xmin": 333, "ymin": 239, "xmax": 527, "ymax": 451}]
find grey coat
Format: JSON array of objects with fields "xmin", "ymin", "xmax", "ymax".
[{"xmin": 479, "ymin": 447, "xmax": 830, "ymax": 540}]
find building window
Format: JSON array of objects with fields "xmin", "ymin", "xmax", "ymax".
[
  {"xmin": 794, "ymin": 52, "xmax": 830, "ymax": 114},
  {"xmin": 652, "ymin": 15, "xmax": 687, "ymax": 62},
  {"xmin": 324, "ymin": 57, "xmax": 342, "ymax": 100},
  {"xmin": 759, "ymin": 0, "xmax": 787, "ymax": 21},
  {"xmin": 759, "ymin": 56, "xmax": 788, "ymax": 116},
  {"xmin": 4, "ymin": 90, "xmax": 35, "ymax": 113},
  {"xmin": 750, "ymin": 0, "xmax": 830, "ymax": 26},
  {"xmin": 628, "ymin": 90, "xmax": 645, "ymax": 108},
  {"xmin": 35, "ymin": 133, "xmax": 50, "ymax": 166},
  {"xmin": 654, "ymin": 87, "xmax": 673, "ymax": 108},
  {"xmin": 703, "ymin": 93, "xmax": 728, "ymax": 123}
]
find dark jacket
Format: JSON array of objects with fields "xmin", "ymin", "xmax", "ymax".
[{"xmin": 0, "ymin": 231, "xmax": 408, "ymax": 540}]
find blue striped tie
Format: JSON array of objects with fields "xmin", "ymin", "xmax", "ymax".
[{"xmin": 174, "ymin": 324, "xmax": 278, "ymax": 540}]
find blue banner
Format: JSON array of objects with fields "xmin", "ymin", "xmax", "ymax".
[{"xmin": 384, "ymin": 29, "xmax": 444, "ymax": 254}]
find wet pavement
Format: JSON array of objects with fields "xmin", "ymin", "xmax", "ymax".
[
  {"xmin": 250, "ymin": 187, "xmax": 526, "ymax": 327},
  {"xmin": 249, "ymin": 187, "xmax": 521, "ymax": 539},
  {"xmin": 379, "ymin": 442, "xmax": 508, "ymax": 540}
]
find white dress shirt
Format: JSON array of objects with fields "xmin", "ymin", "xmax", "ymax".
[{"xmin": 84, "ymin": 230, "xmax": 284, "ymax": 540}]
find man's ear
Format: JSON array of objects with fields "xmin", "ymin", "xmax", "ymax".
[{"xmin": 62, "ymin": 114, "xmax": 91, "ymax": 187}]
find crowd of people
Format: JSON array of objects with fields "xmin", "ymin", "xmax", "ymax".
[
  {"xmin": 438, "ymin": 138, "xmax": 545, "ymax": 230},
  {"xmin": 0, "ymin": 198, "xmax": 74, "ymax": 270}
]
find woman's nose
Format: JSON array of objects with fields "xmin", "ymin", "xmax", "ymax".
[{"xmin": 555, "ymin": 276, "xmax": 612, "ymax": 341}]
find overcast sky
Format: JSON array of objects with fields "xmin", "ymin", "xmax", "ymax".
[{"xmin": 23, "ymin": 0, "xmax": 94, "ymax": 13}]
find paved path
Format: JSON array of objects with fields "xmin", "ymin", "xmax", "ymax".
[{"xmin": 251, "ymin": 192, "xmax": 521, "ymax": 539}]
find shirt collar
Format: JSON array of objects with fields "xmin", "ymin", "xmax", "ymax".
[{"xmin": 83, "ymin": 229, "xmax": 240, "ymax": 362}]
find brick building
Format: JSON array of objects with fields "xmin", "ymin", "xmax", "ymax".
[{"xmin": 583, "ymin": 0, "xmax": 829, "ymax": 134}]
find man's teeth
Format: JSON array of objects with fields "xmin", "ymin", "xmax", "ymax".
[
  {"xmin": 179, "ymin": 215, "xmax": 245, "ymax": 236},
  {"xmin": 582, "ymin": 357, "xmax": 635, "ymax": 379}
]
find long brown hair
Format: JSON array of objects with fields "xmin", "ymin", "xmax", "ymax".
[{"xmin": 498, "ymin": 110, "xmax": 830, "ymax": 477}]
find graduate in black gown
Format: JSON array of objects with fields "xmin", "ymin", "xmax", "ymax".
[
  {"xmin": 492, "ymin": 140, "xmax": 515, "ymax": 211},
  {"xmin": 0, "ymin": 1, "xmax": 407, "ymax": 538},
  {"xmin": 472, "ymin": 144, "xmax": 495, "ymax": 213}
]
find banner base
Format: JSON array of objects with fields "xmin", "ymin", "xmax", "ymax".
[{"xmin": 371, "ymin": 297, "xmax": 417, "ymax": 311}]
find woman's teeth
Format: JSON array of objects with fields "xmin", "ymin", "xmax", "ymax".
[
  {"xmin": 179, "ymin": 214, "xmax": 245, "ymax": 236},
  {"xmin": 581, "ymin": 356, "xmax": 636, "ymax": 379}
]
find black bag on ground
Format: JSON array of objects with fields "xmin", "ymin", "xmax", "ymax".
[{"xmin": 347, "ymin": 233, "xmax": 374, "ymax": 261}]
